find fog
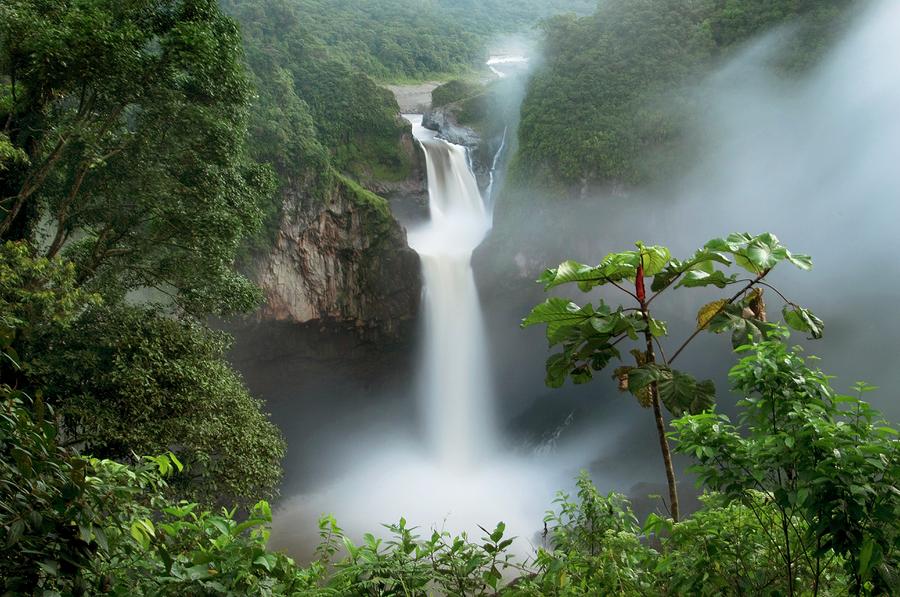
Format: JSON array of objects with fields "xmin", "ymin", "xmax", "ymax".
[
  {"xmin": 260, "ymin": 0, "xmax": 900, "ymax": 560},
  {"xmin": 488, "ymin": 0, "xmax": 900, "ymax": 427}
]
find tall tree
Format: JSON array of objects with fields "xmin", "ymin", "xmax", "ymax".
[
  {"xmin": 0, "ymin": 0, "xmax": 272, "ymax": 316},
  {"xmin": 0, "ymin": 1, "xmax": 285, "ymax": 504}
]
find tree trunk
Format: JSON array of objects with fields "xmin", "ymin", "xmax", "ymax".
[
  {"xmin": 636, "ymin": 259, "xmax": 680, "ymax": 521},
  {"xmin": 650, "ymin": 380, "xmax": 680, "ymax": 522}
]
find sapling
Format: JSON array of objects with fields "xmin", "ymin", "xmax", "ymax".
[{"xmin": 523, "ymin": 232, "xmax": 823, "ymax": 521}]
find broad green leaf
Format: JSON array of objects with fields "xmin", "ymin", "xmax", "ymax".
[
  {"xmin": 858, "ymin": 537, "xmax": 875, "ymax": 576},
  {"xmin": 707, "ymin": 305, "xmax": 776, "ymax": 348},
  {"xmin": 522, "ymin": 298, "xmax": 593, "ymax": 343},
  {"xmin": 186, "ymin": 564, "xmax": 216, "ymax": 580},
  {"xmin": 704, "ymin": 232, "xmax": 812, "ymax": 275},
  {"xmin": 651, "ymin": 250, "xmax": 732, "ymax": 292},
  {"xmin": 635, "ymin": 242, "xmax": 671, "ymax": 276},
  {"xmin": 538, "ymin": 260, "xmax": 603, "ymax": 291},
  {"xmin": 591, "ymin": 310, "xmax": 646, "ymax": 339},
  {"xmin": 168, "ymin": 451, "xmax": 184, "ymax": 473},
  {"xmin": 590, "ymin": 345, "xmax": 621, "ymax": 372},
  {"xmin": 596, "ymin": 251, "xmax": 641, "ymax": 282},
  {"xmin": 658, "ymin": 371, "xmax": 716, "ymax": 417},
  {"xmin": 571, "ymin": 366, "xmax": 593, "ymax": 384},
  {"xmin": 786, "ymin": 252, "xmax": 813, "ymax": 270},
  {"xmin": 690, "ymin": 250, "xmax": 733, "ymax": 270},
  {"xmin": 677, "ymin": 270, "xmax": 737, "ymax": 289},
  {"xmin": 627, "ymin": 364, "xmax": 672, "ymax": 393},
  {"xmin": 545, "ymin": 354, "xmax": 570, "ymax": 388},
  {"xmin": 254, "ymin": 554, "xmax": 277, "ymax": 572},
  {"xmin": 651, "ymin": 267, "xmax": 680, "ymax": 293},
  {"xmin": 782, "ymin": 305, "xmax": 824, "ymax": 339}
]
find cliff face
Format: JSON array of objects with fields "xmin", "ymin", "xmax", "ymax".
[
  {"xmin": 368, "ymin": 128, "xmax": 431, "ymax": 226},
  {"xmin": 251, "ymin": 167, "xmax": 422, "ymax": 340}
]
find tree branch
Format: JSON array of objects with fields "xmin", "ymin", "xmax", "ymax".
[{"xmin": 668, "ymin": 269, "xmax": 771, "ymax": 365}]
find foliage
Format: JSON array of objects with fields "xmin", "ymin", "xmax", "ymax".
[
  {"xmin": 513, "ymin": 472, "xmax": 658, "ymax": 595},
  {"xmin": 523, "ymin": 232, "xmax": 821, "ymax": 521},
  {"xmin": 4, "ymin": 318, "xmax": 899, "ymax": 595},
  {"xmin": 0, "ymin": 0, "xmax": 272, "ymax": 316},
  {"xmin": 514, "ymin": 0, "xmax": 856, "ymax": 190},
  {"xmin": 220, "ymin": 0, "xmax": 415, "ymax": 255},
  {"xmin": 0, "ymin": 384, "xmax": 302, "ymax": 596},
  {"xmin": 0, "ymin": 240, "xmax": 97, "ymax": 336},
  {"xmin": 1, "ymin": 386, "xmax": 166, "ymax": 595},
  {"xmin": 673, "ymin": 337, "xmax": 900, "ymax": 595},
  {"xmin": 453, "ymin": 77, "xmax": 528, "ymax": 142},
  {"xmin": 0, "ymin": 132, "xmax": 28, "ymax": 172},
  {"xmin": 432, "ymin": 80, "xmax": 484, "ymax": 108},
  {"xmin": 306, "ymin": 518, "xmax": 521, "ymax": 596},
  {"xmin": 1, "ymin": 2, "xmax": 287, "ymax": 512},
  {"xmin": 223, "ymin": 0, "xmax": 594, "ymax": 82},
  {"xmin": 26, "ymin": 304, "xmax": 285, "ymax": 507}
]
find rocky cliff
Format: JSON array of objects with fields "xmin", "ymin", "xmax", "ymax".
[{"xmin": 250, "ymin": 137, "xmax": 425, "ymax": 340}]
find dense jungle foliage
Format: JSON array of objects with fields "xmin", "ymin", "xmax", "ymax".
[
  {"xmin": 513, "ymin": 0, "xmax": 858, "ymax": 191},
  {"xmin": 2, "ymin": 0, "xmax": 898, "ymax": 595},
  {"xmin": 0, "ymin": 0, "xmax": 286, "ymax": 511},
  {"xmin": 219, "ymin": 0, "xmax": 590, "ymax": 253},
  {"xmin": 230, "ymin": 0, "xmax": 594, "ymax": 81}
]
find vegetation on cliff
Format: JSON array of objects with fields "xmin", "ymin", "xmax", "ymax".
[
  {"xmin": 230, "ymin": 0, "xmax": 594, "ymax": 82},
  {"xmin": 513, "ymin": 0, "xmax": 857, "ymax": 191},
  {"xmin": 220, "ymin": 0, "xmax": 412, "ymax": 256}
]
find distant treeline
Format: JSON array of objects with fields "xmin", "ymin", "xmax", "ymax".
[{"xmin": 228, "ymin": 0, "xmax": 594, "ymax": 81}]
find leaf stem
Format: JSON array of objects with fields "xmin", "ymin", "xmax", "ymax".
[{"xmin": 607, "ymin": 278, "xmax": 639, "ymax": 301}]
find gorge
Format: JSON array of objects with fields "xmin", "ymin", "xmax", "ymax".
[{"xmin": 4, "ymin": 0, "xmax": 899, "ymax": 593}]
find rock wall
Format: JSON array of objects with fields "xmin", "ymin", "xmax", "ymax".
[
  {"xmin": 370, "ymin": 128, "xmax": 431, "ymax": 226},
  {"xmin": 251, "ymin": 169, "xmax": 422, "ymax": 340}
]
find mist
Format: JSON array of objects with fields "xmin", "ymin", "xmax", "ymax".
[
  {"xmin": 475, "ymin": 0, "xmax": 900, "ymax": 536},
  {"xmin": 487, "ymin": 0, "xmax": 900, "ymax": 424}
]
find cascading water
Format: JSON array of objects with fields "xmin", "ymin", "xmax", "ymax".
[{"xmin": 404, "ymin": 115, "xmax": 495, "ymax": 468}]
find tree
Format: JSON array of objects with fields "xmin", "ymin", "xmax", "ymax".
[
  {"xmin": 0, "ymin": 0, "xmax": 272, "ymax": 316},
  {"xmin": 0, "ymin": 242, "xmax": 284, "ymax": 506},
  {"xmin": 523, "ymin": 232, "xmax": 822, "ymax": 521},
  {"xmin": 0, "ymin": 1, "xmax": 288, "ymax": 506},
  {"xmin": 25, "ymin": 304, "xmax": 285, "ymax": 506},
  {"xmin": 673, "ymin": 336, "xmax": 900, "ymax": 595}
]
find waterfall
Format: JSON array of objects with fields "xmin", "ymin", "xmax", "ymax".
[
  {"xmin": 271, "ymin": 115, "xmax": 566, "ymax": 560},
  {"xmin": 485, "ymin": 126, "xmax": 508, "ymax": 209},
  {"xmin": 404, "ymin": 115, "xmax": 495, "ymax": 469}
]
